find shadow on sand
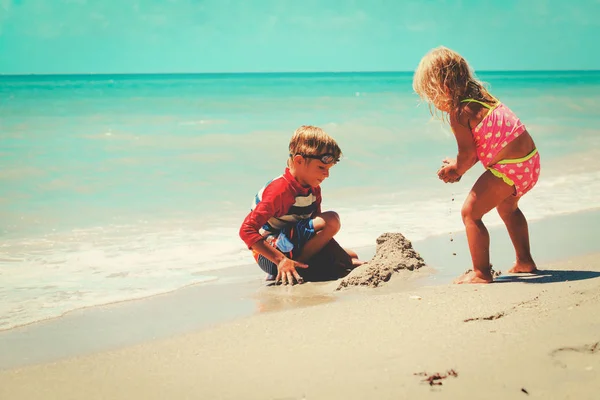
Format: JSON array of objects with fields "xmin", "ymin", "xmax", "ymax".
[{"xmin": 496, "ymin": 269, "xmax": 600, "ymax": 284}]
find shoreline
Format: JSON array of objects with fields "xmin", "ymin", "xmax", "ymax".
[
  {"xmin": 1, "ymin": 208, "xmax": 599, "ymax": 370},
  {"xmin": 1, "ymin": 252, "xmax": 599, "ymax": 398}
]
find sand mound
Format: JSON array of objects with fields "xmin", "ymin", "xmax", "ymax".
[{"xmin": 337, "ymin": 232, "xmax": 426, "ymax": 289}]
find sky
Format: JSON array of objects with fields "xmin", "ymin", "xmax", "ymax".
[{"xmin": 1, "ymin": 0, "xmax": 599, "ymax": 74}]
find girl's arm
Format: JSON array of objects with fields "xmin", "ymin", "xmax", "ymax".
[{"xmin": 449, "ymin": 112, "xmax": 478, "ymax": 176}]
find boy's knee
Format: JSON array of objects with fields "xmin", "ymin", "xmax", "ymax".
[{"xmin": 320, "ymin": 211, "xmax": 341, "ymax": 234}]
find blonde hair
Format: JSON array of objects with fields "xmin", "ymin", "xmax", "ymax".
[
  {"xmin": 413, "ymin": 46, "xmax": 495, "ymax": 122},
  {"xmin": 288, "ymin": 125, "xmax": 342, "ymax": 160}
]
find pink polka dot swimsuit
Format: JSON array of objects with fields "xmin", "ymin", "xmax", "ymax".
[{"xmin": 463, "ymin": 99, "xmax": 541, "ymax": 197}]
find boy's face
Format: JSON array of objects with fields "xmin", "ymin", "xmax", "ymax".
[{"xmin": 292, "ymin": 154, "xmax": 335, "ymax": 187}]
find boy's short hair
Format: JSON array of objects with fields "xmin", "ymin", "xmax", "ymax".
[{"xmin": 288, "ymin": 125, "xmax": 342, "ymax": 160}]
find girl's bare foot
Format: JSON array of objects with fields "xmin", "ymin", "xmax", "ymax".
[
  {"xmin": 508, "ymin": 261, "xmax": 537, "ymax": 274},
  {"xmin": 453, "ymin": 270, "xmax": 493, "ymax": 284}
]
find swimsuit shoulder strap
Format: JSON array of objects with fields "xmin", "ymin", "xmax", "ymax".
[{"xmin": 460, "ymin": 98, "xmax": 493, "ymax": 109}]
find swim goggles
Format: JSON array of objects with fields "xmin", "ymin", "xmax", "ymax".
[{"xmin": 291, "ymin": 153, "xmax": 340, "ymax": 164}]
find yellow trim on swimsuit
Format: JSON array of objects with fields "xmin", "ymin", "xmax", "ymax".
[
  {"xmin": 495, "ymin": 148, "xmax": 538, "ymax": 165},
  {"xmin": 460, "ymin": 98, "xmax": 500, "ymax": 128},
  {"xmin": 488, "ymin": 168, "xmax": 515, "ymax": 186},
  {"xmin": 460, "ymin": 98, "xmax": 493, "ymax": 109},
  {"xmin": 487, "ymin": 149, "xmax": 538, "ymax": 187}
]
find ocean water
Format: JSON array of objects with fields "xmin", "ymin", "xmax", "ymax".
[{"xmin": 1, "ymin": 71, "xmax": 600, "ymax": 330}]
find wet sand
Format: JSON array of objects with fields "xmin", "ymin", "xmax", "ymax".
[{"xmin": 1, "ymin": 210, "xmax": 599, "ymax": 399}]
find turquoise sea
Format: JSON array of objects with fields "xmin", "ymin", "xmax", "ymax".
[{"xmin": 2, "ymin": 71, "xmax": 600, "ymax": 330}]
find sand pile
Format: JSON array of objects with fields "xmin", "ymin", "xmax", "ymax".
[{"xmin": 337, "ymin": 232, "xmax": 426, "ymax": 289}]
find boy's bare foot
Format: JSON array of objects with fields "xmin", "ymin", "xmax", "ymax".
[
  {"xmin": 453, "ymin": 270, "xmax": 493, "ymax": 284},
  {"xmin": 352, "ymin": 258, "xmax": 366, "ymax": 267},
  {"xmin": 508, "ymin": 261, "xmax": 537, "ymax": 274},
  {"xmin": 265, "ymin": 273, "xmax": 276, "ymax": 281}
]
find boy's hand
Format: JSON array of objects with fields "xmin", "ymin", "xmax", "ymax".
[
  {"xmin": 437, "ymin": 159, "xmax": 462, "ymax": 183},
  {"xmin": 276, "ymin": 257, "xmax": 308, "ymax": 285}
]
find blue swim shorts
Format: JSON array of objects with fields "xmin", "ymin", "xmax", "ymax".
[{"xmin": 256, "ymin": 218, "xmax": 315, "ymax": 277}]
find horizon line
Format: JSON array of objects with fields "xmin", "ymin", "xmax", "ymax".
[{"xmin": 1, "ymin": 69, "xmax": 599, "ymax": 77}]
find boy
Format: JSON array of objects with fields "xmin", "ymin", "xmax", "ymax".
[{"xmin": 239, "ymin": 125, "xmax": 363, "ymax": 285}]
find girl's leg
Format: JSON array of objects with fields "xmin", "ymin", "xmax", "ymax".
[
  {"xmin": 455, "ymin": 170, "xmax": 515, "ymax": 284},
  {"xmin": 496, "ymin": 196, "xmax": 537, "ymax": 273}
]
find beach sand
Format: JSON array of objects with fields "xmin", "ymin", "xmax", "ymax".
[{"xmin": 1, "ymin": 214, "xmax": 599, "ymax": 399}]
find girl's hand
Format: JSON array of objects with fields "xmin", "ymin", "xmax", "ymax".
[{"xmin": 437, "ymin": 161, "xmax": 462, "ymax": 183}]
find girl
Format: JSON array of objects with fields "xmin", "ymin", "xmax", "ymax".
[{"xmin": 413, "ymin": 46, "xmax": 540, "ymax": 284}]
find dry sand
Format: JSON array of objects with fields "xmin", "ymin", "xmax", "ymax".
[{"xmin": 1, "ymin": 252, "xmax": 599, "ymax": 399}]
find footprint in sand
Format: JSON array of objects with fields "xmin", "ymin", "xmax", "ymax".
[{"xmin": 550, "ymin": 342, "xmax": 600, "ymax": 372}]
